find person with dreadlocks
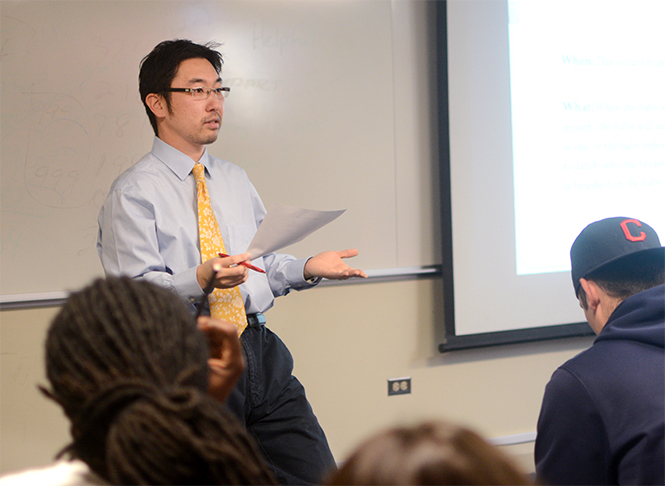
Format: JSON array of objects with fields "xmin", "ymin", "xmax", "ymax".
[{"xmin": 0, "ymin": 276, "xmax": 277, "ymax": 486}]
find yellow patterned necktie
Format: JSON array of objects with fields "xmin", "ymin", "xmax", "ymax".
[{"xmin": 192, "ymin": 163, "xmax": 247, "ymax": 335}]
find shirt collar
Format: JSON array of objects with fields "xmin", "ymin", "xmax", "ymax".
[{"xmin": 151, "ymin": 137, "xmax": 212, "ymax": 180}]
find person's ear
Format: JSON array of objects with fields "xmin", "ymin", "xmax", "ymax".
[
  {"xmin": 579, "ymin": 278, "xmax": 601, "ymax": 311},
  {"xmin": 145, "ymin": 93, "xmax": 168, "ymax": 118}
]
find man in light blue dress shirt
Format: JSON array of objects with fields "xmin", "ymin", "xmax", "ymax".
[{"xmin": 97, "ymin": 39, "xmax": 366, "ymax": 485}]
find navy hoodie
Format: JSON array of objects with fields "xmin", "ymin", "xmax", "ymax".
[{"xmin": 535, "ymin": 284, "xmax": 665, "ymax": 485}]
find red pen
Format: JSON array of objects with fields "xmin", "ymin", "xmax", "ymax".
[{"xmin": 218, "ymin": 253, "xmax": 266, "ymax": 273}]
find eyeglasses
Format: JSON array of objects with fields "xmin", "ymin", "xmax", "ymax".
[{"xmin": 163, "ymin": 86, "xmax": 230, "ymax": 100}]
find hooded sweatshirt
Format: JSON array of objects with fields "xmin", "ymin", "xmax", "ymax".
[{"xmin": 535, "ymin": 284, "xmax": 665, "ymax": 485}]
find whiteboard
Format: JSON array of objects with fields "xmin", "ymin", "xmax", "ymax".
[{"xmin": 1, "ymin": 0, "xmax": 439, "ymax": 298}]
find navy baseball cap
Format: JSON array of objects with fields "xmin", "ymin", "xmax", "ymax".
[{"xmin": 570, "ymin": 217, "xmax": 664, "ymax": 296}]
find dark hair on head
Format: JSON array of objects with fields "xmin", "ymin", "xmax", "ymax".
[
  {"xmin": 578, "ymin": 251, "xmax": 665, "ymax": 309},
  {"xmin": 324, "ymin": 420, "xmax": 532, "ymax": 486},
  {"xmin": 139, "ymin": 39, "xmax": 224, "ymax": 136},
  {"xmin": 42, "ymin": 276, "xmax": 276, "ymax": 485}
]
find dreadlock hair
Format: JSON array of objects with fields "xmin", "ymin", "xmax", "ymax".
[{"xmin": 42, "ymin": 276, "xmax": 276, "ymax": 485}]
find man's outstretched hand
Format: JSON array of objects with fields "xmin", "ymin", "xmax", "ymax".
[{"xmin": 303, "ymin": 249, "xmax": 368, "ymax": 280}]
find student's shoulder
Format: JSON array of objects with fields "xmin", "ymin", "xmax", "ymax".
[{"xmin": 0, "ymin": 460, "xmax": 107, "ymax": 486}]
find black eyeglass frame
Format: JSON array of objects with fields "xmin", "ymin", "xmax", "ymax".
[{"xmin": 162, "ymin": 86, "xmax": 230, "ymax": 99}]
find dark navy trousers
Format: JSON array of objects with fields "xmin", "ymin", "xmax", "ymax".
[{"xmin": 225, "ymin": 324, "xmax": 336, "ymax": 485}]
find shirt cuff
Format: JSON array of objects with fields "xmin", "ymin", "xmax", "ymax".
[
  {"xmin": 288, "ymin": 257, "xmax": 321, "ymax": 289},
  {"xmin": 173, "ymin": 265, "xmax": 207, "ymax": 305}
]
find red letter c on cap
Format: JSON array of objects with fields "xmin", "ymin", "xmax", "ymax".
[{"xmin": 620, "ymin": 219, "xmax": 646, "ymax": 242}]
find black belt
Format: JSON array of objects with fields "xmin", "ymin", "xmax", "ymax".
[{"xmin": 246, "ymin": 313, "xmax": 266, "ymax": 327}]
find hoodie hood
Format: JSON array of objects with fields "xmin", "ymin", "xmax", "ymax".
[{"xmin": 595, "ymin": 284, "xmax": 665, "ymax": 349}]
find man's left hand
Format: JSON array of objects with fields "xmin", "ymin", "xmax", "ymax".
[{"xmin": 303, "ymin": 249, "xmax": 368, "ymax": 280}]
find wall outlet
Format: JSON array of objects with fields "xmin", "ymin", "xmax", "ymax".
[{"xmin": 388, "ymin": 377, "xmax": 411, "ymax": 396}]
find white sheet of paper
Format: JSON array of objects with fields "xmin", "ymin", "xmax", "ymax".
[{"xmin": 246, "ymin": 204, "xmax": 345, "ymax": 259}]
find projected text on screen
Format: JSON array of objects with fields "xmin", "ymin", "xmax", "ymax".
[{"xmin": 508, "ymin": 0, "xmax": 665, "ymax": 276}]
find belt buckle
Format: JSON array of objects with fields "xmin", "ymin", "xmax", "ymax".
[{"xmin": 247, "ymin": 313, "xmax": 265, "ymax": 327}]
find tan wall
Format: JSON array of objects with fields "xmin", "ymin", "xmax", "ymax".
[
  {"xmin": 1, "ymin": 306, "xmax": 69, "ymax": 473},
  {"xmin": 0, "ymin": 280, "xmax": 593, "ymax": 475}
]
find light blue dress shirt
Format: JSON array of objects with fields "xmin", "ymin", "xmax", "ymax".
[{"xmin": 97, "ymin": 137, "xmax": 317, "ymax": 314}]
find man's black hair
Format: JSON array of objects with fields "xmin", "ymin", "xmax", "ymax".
[
  {"xmin": 139, "ymin": 39, "xmax": 223, "ymax": 135},
  {"xmin": 578, "ymin": 251, "xmax": 665, "ymax": 309}
]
